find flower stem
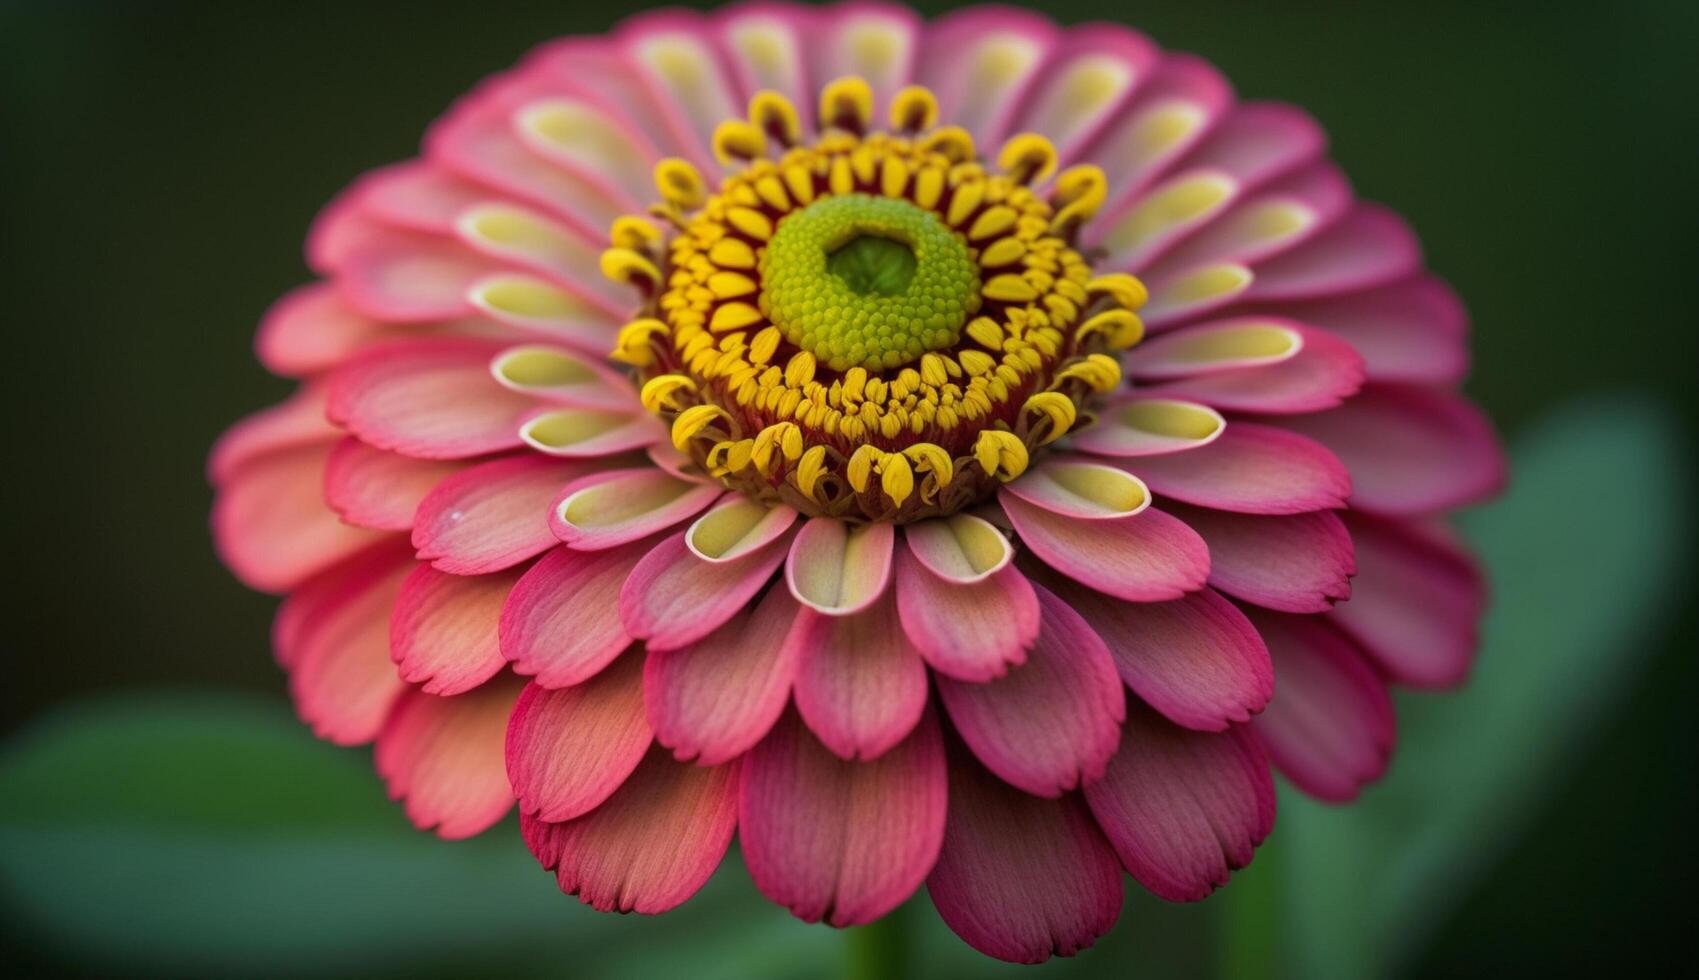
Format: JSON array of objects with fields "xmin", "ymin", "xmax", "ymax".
[{"xmin": 845, "ymin": 903, "xmax": 911, "ymax": 980}]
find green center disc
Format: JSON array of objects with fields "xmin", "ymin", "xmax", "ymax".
[{"xmin": 759, "ymin": 194, "xmax": 981, "ymax": 372}]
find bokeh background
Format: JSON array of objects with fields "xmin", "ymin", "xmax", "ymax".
[{"xmin": 2, "ymin": 1, "xmax": 1694, "ymax": 977}]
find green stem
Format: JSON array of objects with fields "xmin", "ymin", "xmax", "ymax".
[{"xmin": 844, "ymin": 902, "xmax": 911, "ymax": 980}]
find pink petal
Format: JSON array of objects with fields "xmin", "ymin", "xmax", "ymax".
[
  {"xmin": 1168, "ymin": 504, "xmax": 1354, "ymax": 613},
  {"xmin": 1050, "ymin": 578, "xmax": 1273, "ymax": 732},
  {"xmin": 1253, "ymin": 275, "xmax": 1469, "ymax": 385},
  {"xmin": 1151, "ymin": 161, "xmax": 1354, "ymax": 271},
  {"xmin": 1241, "ymin": 204, "xmax": 1422, "ymax": 303},
  {"xmin": 412, "ymin": 454, "xmax": 598, "ymax": 575},
  {"xmin": 617, "ymin": 10, "xmax": 742, "ymax": 168},
  {"xmin": 1008, "ymin": 25, "xmax": 1158, "ymax": 160},
  {"xmin": 549, "ymin": 468, "xmax": 720, "ymax": 551},
  {"xmin": 285, "ymin": 543, "xmax": 414, "ymax": 746},
  {"xmin": 375, "ymin": 674, "xmax": 522, "ymax": 840},
  {"xmin": 791, "ymin": 588, "xmax": 929, "ymax": 761},
  {"xmin": 1136, "ymin": 324, "xmax": 1366, "ymax": 414},
  {"xmin": 740, "ymin": 707, "xmax": 946, "ymax": 927},
  {"xmin": 1084, "ymin": 703, "xmax": 1274, "ymax": 902},
  {"xmin": 806, "ymin": 2, "xmax": 922, "ymax": 115},
  {"xmin": 207, "ymin": 384, "xmax": 337, "ymax": 486},
  {"xmin": 894, "ymin": 547, "xmax": 1038, "ymax": 682},
  {"xmin": 354, "ymin": 160, "xmax": 493, "ymax": 235},
  {"xmin": 785, "ymin": 518, "xmax": 895, "ymax": 616},
  {"xmin": 999, "ymin": 455, "xmax": 1152, "ymax": 520},
  {"xmin": 1077, "ymin": 53, "xmax": 1233, "ymax": 203},
  {"xmin": 619, "ymin": 527, "xmax": 793, "ymax": 651},
  {"xmin": 643, "ymin": 585, "xmax": 803, "ymax": 765},
  {"xmin": 499, "ymin": 541, "xmax": 649, "ymax": 689},
  {"xmin": 212, "ymin": 441, "xmax": 388, "ymax": 594},
  {"xmin": 713, "ymin": 4, "xmax": 812, "ymax": 114},
  {"xmin": 927, "ymin": 742, "xmax": 1123, "ymax": 964},
  {"xmin": 1170, "ymin": 102, "xmax": 1326, "ymax": 197},
  {"xmin": 323, "ymin": 437, "xmax": 463, "ymax": 532},
  {"xmin": 1279, "ymin": 382, "xmax": 1506, "ymax": 515},
  {"xmin": 1120, "ymin": 423, "xmax": 1352, "ymax": 515},
  {"xmin": 521, "ymin": 746, "xmax": 739, "ymax": 914},
  {"xmin": 337, "ymin": 234, "xmax": 499, "ymax": 323},
  {"xmin": 999, "ymin": 494, "xmax": 1210, "ymax": 602},
  {"xmin": 390, "ymin": 563, "xmax": 522, "ymax": 696},
  {"xmin": 1246, "ymin": 609, "xmax": 1395, "ymax": 802},
  {"xmin": 505, "ymin": 653, "xmax": 651, "ymax": 823},
  {"xmin": 256, "ymin": 282, "xmax": 400, "ymax": 378},
  {"xmin": 917, "ymin": 7, "xmax": 1058, "ymax": 146},
  {"xmin": 936, "ymin": 585, "xmax": 1125, "ymax": 797},
  {"xmin": 326, "ymin": 339, "xmax": 534, "ymax": 459},
  {"xmin": 1330, "ymin": 514, "xmax": 1486, "ymax": 689}
]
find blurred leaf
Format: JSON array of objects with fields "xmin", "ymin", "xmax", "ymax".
[
  {"xmin": 1270, "ymin": 395, "xmax": 1689, "ymax": 978},
  {"xmin": 0, "ymin": 691, "xmax": 837, "ymax": 978}
]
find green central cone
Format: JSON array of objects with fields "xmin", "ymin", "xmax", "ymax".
[{"xmin": 760, "ymin": 194, "xmax": 981, "ymax": 372}]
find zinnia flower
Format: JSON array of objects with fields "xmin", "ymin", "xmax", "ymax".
[{"xmin": 210, "ymin": 1, "xmax": 1504, "ymax": 963}]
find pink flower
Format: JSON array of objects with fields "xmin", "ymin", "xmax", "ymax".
[{"xmin": 209, "ymin": 2, "xmax": 1504, "ymax": 963}]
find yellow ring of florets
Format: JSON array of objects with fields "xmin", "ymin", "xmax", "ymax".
[{"xmin": 602, "ymin": 80, "xmax": 1146, "ymax": 523}]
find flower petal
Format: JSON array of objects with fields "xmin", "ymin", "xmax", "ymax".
[
  {"xmin": 326, "ymin": 339, "xmax": 533, "ymax": 459},
  {"xmin": 285, "ymin": 543, "xmax": 414, "ymax": 746},
  {"xmin": 500, "ymin": 541, "xmax": 649, "ymax": 688},
  {"xmin": 390, "ymin": 563, "xmax": 522, "ymax": 696},
  {"xmin": 1121, "ymin": 423, "xmax": 1351, "ymax": 516},
  {"xmin": 1330, "ymin": 514, "xmax": 1486, "ymax": 688},
  {"xmin": 894, "ymin": 546, "xmax": 1039, "ymax": 683},
  {"xmin": 337, "ymin": 235, "xmax": 498, "ymax": 323},
  {"xmin": 375, "ymin": 675, "xmax": 522, "ymax": 840},
  {"xmin": 1008, "ymin": 26, "xmax": 1158, "ymax": 160},
  {"xmin": 740, "ymin": 707, "xmax": 946, "ymax": 927},
  {"xmin": 927, "ymin": 742, "xmax": 1122, "ymax": 964},
  {"xmin": 207, "ymin": 385, "xmax": 337, "ymax": 485},
  {"xmin": 1051, "ymin": 579, "xmax": 1273, "ymax": 732},
  {"xmin": 1136, "ymin": 323, "xmax": 1365, "ymax": 414},
  {"xmin": 686, "ymin": 497, "xmax": 801, "ymax": 562},
  {"xmin": 550, "ymin": 468, "xmax": 720, "ymax": 551},
  {"xmin": 810, "ymin": 2, "xmax": 922, "ymax": 114},
  {"xmin": 412, "ymin": 455, "xmax": 598, "ymax": 575},
  {"xmin": 618, "ymin": 11, "xmax": 741, "ymax": 168},
  {"xmin": 791, "ymin": 589, "xmax": 929, "ymax": 761},
  {"xmin": 505, "ymin": 653, "xmax": 651, "ymax": 823},
  {"xmin": 1084, "ymin": 703, "xmax": 1274, "ymax": 902},
  {"xmin": 900, "ymin": 513, "xmax": 1012, "ymax": 584},
  {"xmin": 1246, "ymin": 609, "xmax": 1395, "ymax": 802},
  {"xmin": 1067, "ymin": 397, "xmax": 1225, "ymax": 458},
  {"xmin": 1077, "ymin": 53, "xmax": 1233, "ymax": 203},
  {"xmin": 1168, "ymin": 504, "xmax": 1354, "ymax": 613},
  {"xmin": 256, "ymin": 282, "xmax": 402, "ymax": 378},
  {"xmin": 1241, "ymin": 204, "xmax": 1422, "ymax": 303},
  {"xmin": 917, "ymin": 7, "xmax": 1057, "ymax": 146},
  {"xmin": 521, "ymin": 746, "xmax": 739, "ymax": 914},
  {"xmin": 936, "ymin": 584, "xmax": 1125, "ymax": 797},
  {"xmin": 999, "ymin": 494, "xmax": 1210, "ymax": 602},
  {"xmin": 713, "ymin": 5, "xmax": 811, "ymax": 114},
  {"xmin": 323, "ymin": 437, "xmax": 463, "ymax": 532},
  {"xmin": 1260, "ymin": 275, "xmax": 1469, "ymax": 384},
  {"xmin": 1000, "ymin": 456, "xmax": 1150, "ymax": 520},
  {"xmin": 213, "ymin": 441, "xmax": 387, "ymax": 594},
  {"xmin": 1280, "ymin": 382, "xmax": 1506, "ymax": 515},
  {"xmin": 785, "ymin": 518, "xmax": 895, "ymax": 616},
  {"xmin": 620, "ymin": 526, "xmax": 793, "ymax": 651},
  {"xmin": 643, "ymin": 585, "xmax": 803, "ymax": 765}
]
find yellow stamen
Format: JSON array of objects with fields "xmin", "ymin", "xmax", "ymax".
[
  {"xmin": 889, "ymin": 85, "xmax": 939, "ymax": 132},
  {"xmin": 998, "ymin": 133, "xmax": 1058, "ymax": 185},
  {"xmin": 711, "ymin": 119, "xmax": 767, "ymax": 165},
  {"xmin": 820, "ymin": 76, "xmax": 874, "ymax": 133}
]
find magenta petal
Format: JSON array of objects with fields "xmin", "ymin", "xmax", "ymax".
[
  {"xmin": 1084, "ymin": 703, "xmax": 1274, "ymax": 902},
  {"xmin": 1258, "ymin": 276, "xmax": 1469, "ymax": 384},
  {"xmin": 936, "ymin": 585, "xmax": 1125, "ymax": 797},
  {"xmin": 1054, "ymin": 579, "xmax": 1273, "ymax": 731},
  {"xmin": 500, "ymin": 541, "xmax": 648, "ymax": 689},
  {"xmin": 412, "ymin": 455, "xmax": 598, "ymax": 576},
  {"xmin": 1331, "ymin": 514, "xmax": 1486, "ymax": 688},
  {"xmin": 1136, "ymin": 325, "xmax": 1365, "ymax": 415},
  {"xmin": 1280, "ymin": 382, "xmax": 1506, "ymax": 516},
  {"xmin": 1246, "ymin": 609, "xmax": 1395, "ymax": 802},
  {"xmin": 1121, "ymin": 423, "xmax": 1351, "ymax": 515},
  {"xmin": 1243, "ymin": 204, "xmax": 1421, "ymax": 302},
  {"xmin": 505, "ymin": 653, "xmax": 651, "ymax": 823},
  {"xmin": 1169, "ymin": 503, "xmax": 1354, "ymax": 613},
  {"xmin": 521, "ymin": 746, "xmax": 739, "ymax": 914},
  {"xmin": 1000, "ymin": 493, "xmax": 1210, "ymax": 602},
  {"xmin": 326, "ymin": 339, "xmax": 535, "ymax": 459},
  {"xmin": 792, "ymin": 589, "xmax": 929, "ymax": 761},
  {"xmin": 643, "ymin": 585, "xmax": 803, "ymax": 765},
  {"xmin": 389, "ymin": 563, "xmax": 520, "ymax": 696},
  {"xmin": 894, "ymin": 545, "xmax": 1038, "ymax": 682},
  {"xmin": 740, "ymin": 707, "xmax": 946, "ymax": 927},
  {"xmin": 927, "ymin": 742, "xmax": 1123, "ymax": 964},
  {"xmin": 620, "ymin": 527, "xmax": 792, "ymax": 651},
  {"xmin": 375, "ymin": 674, "xmax": 521, "ymax": 840},
  {"xmin": 284, "ymin": 542, "xmax": 414, "ymax": 746}
]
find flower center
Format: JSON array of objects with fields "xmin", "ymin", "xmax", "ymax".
[
  {"xmin": 763, "ymin": 194, "xmax": 980, "ymax": 372},
  {"xmin": 600, "ymin": 78, "xmax": 1149, "ymax": 523}
]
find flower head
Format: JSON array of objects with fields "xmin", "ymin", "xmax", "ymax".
[{"xmin": 211, "ymin": 2, "xmax": 1503, "ymax": 963}]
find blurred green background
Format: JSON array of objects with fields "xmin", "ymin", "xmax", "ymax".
[{"xmin": 2, "ymin": 1, "xmax": 1694, "ymax": 977}]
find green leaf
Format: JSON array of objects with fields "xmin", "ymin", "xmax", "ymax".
[
  {"xmin": 1269, "ymin": 395, "xmax": 1689, "ymax": 978},
  {"xmin": 0, "ymin": 690, "xmax": 835, "ymax": 978}
]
